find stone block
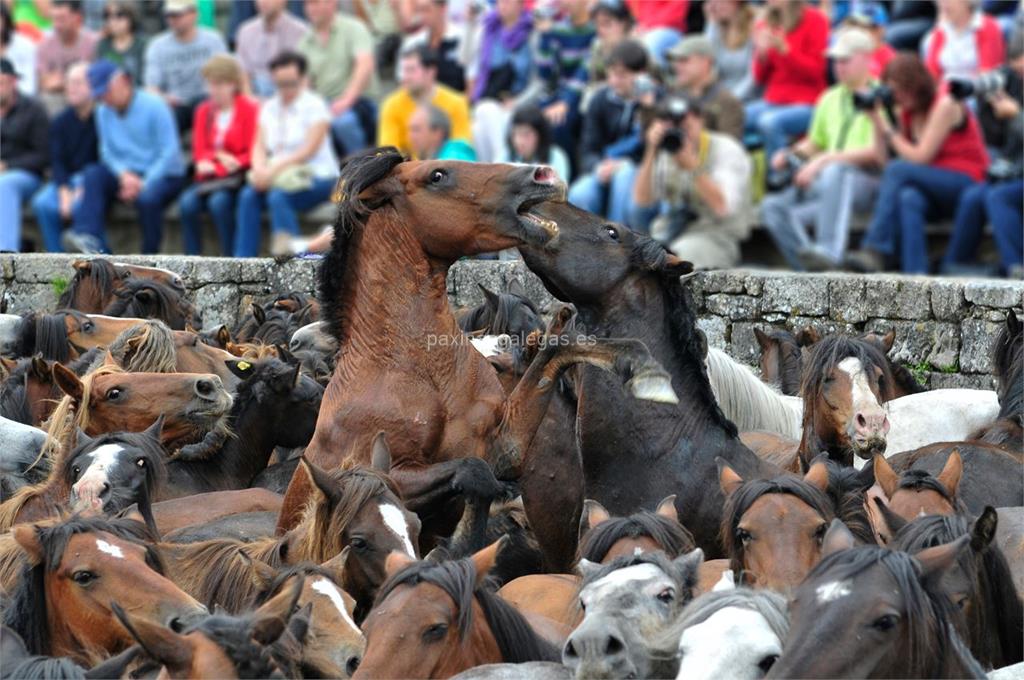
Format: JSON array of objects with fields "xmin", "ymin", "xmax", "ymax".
[
  {"xmin": 731, "ymin": 321, "xmax": 767, "ymax": 366},
  {"xmin": 699, "ymin": 270, "xmax": 746, "ymax": 294},
  {"xmin": 6, "ymin": 283, "xmax": 59, "ymax": 314},
  {"xmin": 697, "ymin": 315, "xmax": 728, "ymax": 350},
  {"xmin": 704, "ymin": 294, "xmax": 759, "ymax": 320},
  {"xmin": 761, "ymin": 274, "xmax": 827, "ymax": 315},
  {"xmin": 861, "ymin": 276, "xmax": 931, "ymax": 320},
  {"xmin": 828, "ymin": 277, "xmax": 868, "ymax": 323},
  {"xmin": 930, "ymin": 280, "xmax": 966, "ymax": 321},
  {"xmin": 963, "ymin": 280, "xmax": 1024, "ymax": 309},
  {"xmin": 863, "ymin": 319, "xmax": 958, "ymax": 367},
  {"xmin": 960, "ymin": 318, "xmax": 1001, "ymax": 374},
  {"xmin": 192, "ymin": 285, "xmax": 243, "ymax": 330},
  {"xmin": 927, "ymin": 372, "xmax": 995, "ymax": 390}
]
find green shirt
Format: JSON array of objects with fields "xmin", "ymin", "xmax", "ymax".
[
  {"xmin": 298, "ymin": 15, "xmax": 379, "ymax": 102},
  {"xmin": 808, "ymin": 84, "xmax": 875, "ymax": 152}
]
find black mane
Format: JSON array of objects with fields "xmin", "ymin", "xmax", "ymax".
[
  {"xmin": 896, "ymin": 468, "xmax": 966, "ymax": 511},
  {"xmin": 578, "ymin": 510, "xmax": 695, "ymax": 563},
  {"xmin": 319, "ymin": 148, "xmax": 406, "ymax": 344},
  {"xmin": 16, "ymin": 311, "xmax": 86, "ymax": 363},
  {"xmin": 58, "ymin": 258, "xmax": 120, "ymax": 311},
  {"xmin": 994, "ymin": 311, "xmax": 1023, "ymax": 423},
  {"xmin": 103, "ymin": 279, "xmax": 197, "ymax": 330},
  {"xmin": 801, "ymin": 335, "xmax": 895, "ymax": 405}
]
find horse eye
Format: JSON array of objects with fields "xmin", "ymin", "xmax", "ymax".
[
  {"xmin": 605, "ymin": 225, "xmax": 619, "ymax": 241},
  {"xmin": 429, "ymin": 169, "xmax": 446, "ymax": 184},
  {"xmin": 579, "ymin": 598, "xmax": 586, "ymax": 613},
  {"xmin": 105, "ymin": 388, "xmax": 123, "ymax": 400},
  {"xmin": 71, "ymin": 570, "xmax": 96, "ymax": 585},
  {"xmin": 136, "ymin": 458, "xmax": 146, "ymax": 468},
  {"xmin": 656, "ymin": 589, "xmax": 675, "ymax": 603},
  {"xmin": 737, "ymin": 528, "xmax": 753, "ymax": 544},
  {"xmin": 72, "ymin": 465, "xmax": 80, "ymax": 476},
  {"xmin": 955, "ymin": 595, "xmax": 970, "ymax": 610},
  {"xmin": 422, "ymin": 623, "xmax": 448, "ymax": 642},
  {"xmin": 83, "ymin": 322, "xmax": 95, "ymax": 332},
  {"xmin": 349, "ymin": 537, "xmax": 368, "ymax": 551},
  {"xmin": 871, "ymin": 614, "xmax": 899, "ymax": 632},
  {"xmin": 758, "ymin": 654, "xmax": 779, "ymax": 673},
  {"xmin": 814, "ymin": 524, "xmax": 828, "ymax": 544}
]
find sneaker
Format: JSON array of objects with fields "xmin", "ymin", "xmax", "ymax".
[
  {"xmin": 797, "ymin": 248, "xmax": 838, "ymax": 272},
  {"xmin": 844, "ymin": 249, "xmax": 886, "ymax": 273},
  {"xmin": 61, "ymin": 231, "xmax": 104, "ymax": 254}
]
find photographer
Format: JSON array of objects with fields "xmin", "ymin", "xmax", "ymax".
[
  {"xmin": 846, "ymin": 54, "xmax": 989, "ymax": 274},
  {"xmin": 760, "ymin": 28, "xmax": 883, "ymax": 271},
  {"xmin": 632, "ymin": 96, "xmax": 752, "ymax": 269},
  {"xmin": 942, "ymin": 33, "xmax": 1023, "ymax": 277}
]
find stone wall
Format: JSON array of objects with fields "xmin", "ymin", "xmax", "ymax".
[{"xmin": 2, "ymin": 255, "xmax": 1019, "ymax": 388}]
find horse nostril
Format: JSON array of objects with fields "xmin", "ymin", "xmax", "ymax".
[
  {"xmin": 605, "ymin": 635, "xmax": 625, "ymax": 656},
  {"xmin": 194, "ymin": 378, "xmax": 216, "ymax": 398},
  {"xmin": 345, "ymin": 656, "xmax": 361, "ymax": 676},
  {"xmin": 563, "ymin": 640, "xmax": 579, "ymax": 660},
  {"xmin": 532, "ymin": 165, "xmax": 556, "ymax": 185},
  {"xmin": 168, "ymin": 617, "xmax": 186, "ymax": 633},
  {"xmin": 856, "ymin": 413, "xmax": 868, "ymax": 428},
  {"xmin": 100, "ymin": 482, "xmax": 111, "ymax": 497}
]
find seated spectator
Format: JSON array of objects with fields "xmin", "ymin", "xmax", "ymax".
[
  {"xmin": 178, "ymin": 55, "xmax": 258, "ymax": 256},
  {"xmin": 299, "ymin": 0, "xmax": 377, "ymax": 158},
  {"xmin": 942, "ymin": 33, "xmax": 1023, "ymax": 277},
  {"xmin": 407, "ymin": 103, "xmax": 476, "ymax": 160},
  {"xmin": 703, "ymin": 0, "xmax": 756, "ymax": 102},
  {"xmin": 36, "ymin": 0, "xmax": 97, "ymax": 115},
  {"xmin": 63, "ymin": 61, "xmax": 185, "ymax": 254},
  {"xmin": 760, "ymin": 28, "xmax": 884, "ymax": 271},
  {"xmin": 842, "ymin": 6, "xmax": 896, "ymax": 78},
  {"xmin": 235, "ymin": 51, "xmax": 338, "ymax": 258},
  {"xmin": 30, "ymin": 61, "xmax": 97, "ymax": 252},
  {"xmin": 498, "ymin": 105, "xmax": 572, "ymax": 182},
  {"xmin": 236, "ymin": 0, "xmax": 308, "ymax": 98},
  {"xmin": 587, "ymin": 0, "xmax": 633, "ymax": 87},
  {"xmin": 399, "ymin": 0, "xmax": 464, "ymax": 92},
  {"xmin": 745, "ymin": 0, "xmax": 829, "ymax": 160},
  {"xmin": 228, "ymin": 0, "xmax": 310, "ymax": 46},
  {"xmin": 568, "ymin": 40, "xmax": 651, "ymax": 225},
  {"xmin": 353, "ymin": 0, "xmax": 412, "ymax": 77},
  {"xmin": 667, "ymin": 35, "xmax": 744, "ymax": 140},
  {"xmin": 380, "ymin": 44, "xmax": 471, "ymax": 156},
  {"xmin": 923, "ymin": 0, "xmax": 1005, "ymax": 82},
  {"xmin": 144, "ymin": 0, "xmax": 227, "ymax": 133},
  {"xmin": 885, "ymin": 0, "xmax": 937, "ymax": 51},
  {"xmin": 633, "ymin": 95, "xmax": 753, "ymax": 269},
  {"xmin": 96, "ymin": 1, "xmax": 145, "ymax": 84},
  {"xmin": 847, "ymin": 54, "xmax": 989, "ymax": 274},
  {"xmin": 626, "ymin": 0, "xmax": 687, "ymax": 68},
  {"xmin": 1, "ymin": 3, "xmax": 37, "ymax": 95},
  {"xmin": 0, "ymin": 57, "xmax": 48, "ymax": 252}
]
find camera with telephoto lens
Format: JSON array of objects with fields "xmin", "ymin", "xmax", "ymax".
[
  {"xmin": 948, "ymin": 71, "xmax": 1006, "ymax": 101},
  {"xmin": 766, "ymin": 150, "xmax": 805, "ymax": 191},
  {"xmin": 656, "ymin": 96, "xmax": 690, "ymax": 153},
  {"xmin": 852, "ymin": 85, "xmax": 894, "ymax": 111}
]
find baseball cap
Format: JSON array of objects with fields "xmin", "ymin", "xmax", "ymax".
[
  {"xmin": 87, "ymin": 59, "xmax": 120, "ymax": 98},
  {"xmin": 163, "ymin": 0, "xmax": 196, "ymax": 15},
  {"xmin": 0, "ymin": 58, "xmax": 19, "ymax": 79},
  {"xmin": 845, "ymin": 3, "xmax": 888, "ymax": 28},
  {"xmin": 667, "ymin": 35, "xmax": 714, "ymax": 61},
  {"xmin": 826, "ymin": 28, "xmax": 876, "ymax": 59}
]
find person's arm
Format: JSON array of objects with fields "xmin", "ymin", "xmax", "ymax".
[
  {"xmin": 268, "ymin": 120, "xmax": 329, "ymax": 174},
  {"xmin": 334, "ymin": 51, "xmax": 374, "ymax": 112},
  {"xmin": 96, "ymin": 108, "xmax": 127, "ymax": 177},
  {"xmin": 776, "ymin": 12, "xmax": 828, "ymax": 81},
  {"xmin": 230, "ymin": 100, "xmax": 259, "ymax": 170},
  {"xmin": 879, "ymin": 96, "xmax": 961, "ymax": 165},
  {"xmin": 142, "ymin": 101, "xmax": 183, "ymax": 187},
  {"xmin": 191, "ymin": 104, "xmax": 215, "ymax": 163},
  {"xmin": 250, "ymin": 125, "xmax": 269, "ymax": 170},
  {"xmin": 633, "ymin": 121, "xmax": 667, "ymax": 208},
  {"xmin": 11, "ymin": 105, "xmax": 51, "ymax": 174}
]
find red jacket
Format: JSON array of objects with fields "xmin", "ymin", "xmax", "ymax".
[
  {"xmin": 627, "ymin": 0, "xmax": 688, "ymax": 32},
  {"xmin": 924, "ymin": 14, "xmax": 1005, "ymax": 81},
  {"xmin": 191, "ymin": 94, "xmax": 259, "ymax": 179},
  {"xmin": 752, "ymin": 7, "xmax": 829, "ymax": 105}
]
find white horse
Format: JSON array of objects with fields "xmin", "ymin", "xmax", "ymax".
[
  {"xmin": 0, "ymin": 313, "xmax": 21, "ymax": 356},
  {"xmin": 0, "ymin": 416, "xmax": 49, "ymax": 494},
  {"xmin": 705, "ymin": 347, "xmax": 1000, "ymax": 462}
]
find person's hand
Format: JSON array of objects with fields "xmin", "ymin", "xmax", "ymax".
[
  {"xmin": 195, "ymin": 159, "xmax": 217, "ymax": 176},
  {"xmin": 753, "ymin": 26, "xmax": 775, "ymax": 54},
  {"xmin": 219, "ymin": 153, "xmax": 241, "ymax": 173},
  {"xmin": 646, "ymin": 120, "xmax": 669, "ymax": 150},
  {"xmin": 163, "ymin": 93, "xmax": 181, "ymax": 107},
  {"xmin": 544, "ymin": 101, "xmax": 569, "ymax": 127},
  {"xmin": 41, "ymin": 69, "xmax": 63, "ymax": 92},
  {"xmin": 119, "ymin": 171, "xmax": 142, "ymax": 202},
  {"xmin": 330, "ymin": 95, "xmax": 354, "ymax": 117},
  {"xmin": 676, "ymin": 135, "xmax": 701, "ymax": 171},
  {"xmin": 596, "ymin": 159, "xmax": 621, "ymax": 184},
  {"xmin": 794, "ymin": 155, "xmax": 826, "ymax": 188},
  {"xmin": 772, "ymin": 32, "xmax": 788, "ymax": 54},
  {"xmin": 0, "ymin": 161, "xmax": 6, "ymax": 173},
  {"xmin": 770, "ymin": 149, "xmax": 791, "ymax": 171},
  {"xmin": 989, "ymin": 92, "xmax": 1021, "ymax": 119},
  {"xmin": 249, "ymin": 165, "xmax": 273, "ymax": 191},
  {"xmin": 58, "ymin": 187, "xmax": 74, "ymax": 220}
]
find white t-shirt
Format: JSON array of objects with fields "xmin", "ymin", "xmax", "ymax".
[
  {"xmin": 258, "ymin": 89, "xmax": 338, "ymax": 178},
  {"xmin": 4, "ymin": 33, "xmax": 38, "ymax": 95}
]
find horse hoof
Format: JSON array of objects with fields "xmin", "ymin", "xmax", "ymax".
[{"xmin": 627, "ymin": 373, "xmax": 679, "ymax": 405}]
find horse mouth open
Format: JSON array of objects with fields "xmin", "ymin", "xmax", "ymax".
[
  {"xmin": 513, "ymin": 166, "xmax": 565, "ymax": 243},
  {"xmin": 851, "ymin": 435, "xmax": 887, "ymax": 460}
]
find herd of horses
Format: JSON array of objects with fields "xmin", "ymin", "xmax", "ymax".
[{"xmin": 0, "ymin": 149, "xmax": 1020, "ymax": 679}]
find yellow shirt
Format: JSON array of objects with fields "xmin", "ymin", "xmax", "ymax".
[{"xmin": 377, "ymin": 85, "xmax": 472, "ymax": 155}]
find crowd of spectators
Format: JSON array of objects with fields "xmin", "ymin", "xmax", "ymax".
[{"xmin": 0, "ymin": 0, "xmax": 1020, "ymax": 277}]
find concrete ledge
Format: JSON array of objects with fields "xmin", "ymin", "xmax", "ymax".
[{"xmin": 2, "ymin": 255, "xmax": 1019, "ymax": 389}]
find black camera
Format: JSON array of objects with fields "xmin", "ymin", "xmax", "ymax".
[
  {"xmin": 948, "ymin": 71, "xmax": 1006, "ymax": 101},
  {"xmin": 852, "ymin": 85, "xmax": 894, "ymax": 111},
  {"xmin": 767, "ymin": 150, "xmax": 804, "ymax": 192},
  {"xmin": 656, "ymin": 96, "xmax": 690, "ymax": 153}
]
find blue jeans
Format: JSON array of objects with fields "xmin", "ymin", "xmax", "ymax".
[
  {"xmin": 31, "ymin": 176, "xmax": 85, "ymax": 253},
  {"xmin": 71, "ymin": 163, "xmax": 185, "ymax": 254},
  {"xmin": 641, "ymin": 27, "xmax": 683, "ymax": 69},
  {"xmin": 330, "ymin": 98, "xmax": 376, "ymax": 157},
  {"xmin": 861, "ymin": 160, "xmax": 977, "ymax": 274},
  {"xmin": 234, "ymin": 176, "xmax": 336, "ymax": 257},
  {"xmin": 0, "ymin": 169, "xmax": 43, "ymax": 252},
  {"xmin": 179, "ymin": 184, "xmax": 238, "ymax": 256},
  {"xmin": 567, "ymin": 162, "xmax": 637, "ymax": 226},
  {"xmin": 943, "ymin": 180, "xmax": 1024, "ymax": 272},
  {"xmin": 744, "ymin": 101, "xmax": 814, "ymax": 160}
]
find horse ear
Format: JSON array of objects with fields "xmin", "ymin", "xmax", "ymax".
[
  {"xmin": 478, "ymin": 284, "xmax": 500, "ymax": 311},
  {"xmin": 133, "ymin": 287, "xmax": 155, "ymax": 305},
  {"xmin": 671, "ymin": 548, "xmax": 704, "ymax": 588},
  {"xmin": 144, "ymin": 414, "xmax": 165, "ymax": 441},
  {"xmin": 915, "ymin": 535, "xmax": 970, "ymax": 588},
  {"xmin": 252, "ymin": 303, "xmax": 266, "ymax": 326},
  {"xmin": 470, "ymin": 536, "xmax": 507, "ymax": 587},
  {"xmin": 111, "ymin": 602, "xmax": 193, "ymax": 672},
  {"xmin": 753, "ymin": 328, "xmax": 772, "ymax": 351},
  {"xmin": 821, "ymin": 518, "xmax": 856, "ymax": 558},
  {"xmin": 101, "ymin": 350, "xmax": 118, "ymax": 368},
  {"xmin": 276, "ymin": 344, "xmax": 296, "ymax": 366},
  {"xmin": 251, "ymin": 575, "xmax": 303, "ymax": 646},
  {"xmin": 576, "ymin": 558, "xmax": 601, "ymax": 580},
  {"xmin": 321, "ymin": 546, "xmax": 351, "ymax": 583},
  {"xmin": 717, "ymin": 458, "xmax": 744, "ymax": 498},
  {"xmin": 297, "ymin": 457, "xmax": 342, "ymax": 507},
  {"xmin": 226, "ymin": 358, "xmax": 255, "ymax": 380},
  {"xmin": 655, "ymin": 495, "xmax": 678, "ymax": 522},
  {"xmin": 879, "ymin": 330, "xmax": 896, "ymax": 353},
  {"xmin": 936, "ymin": 449, "xmax": 963, "ymax": 497},
  {"xmin": 970, "ymin": 506, "xmax": 998, "ymax": 553},
  {"xmin": 52, "ymin": 362, "xmax": 84, "ymax": 402},
  {"xmin": 579, "ymin": 499, "xmax": 611, "ymax": 541},
  {"xmin": 238, "ymin": 550, "xmax": 278, "ymax": 588},
  {"xmin": 216, "ymin": 325, "xmax": 231, "ymax": 347},
  {"xmin": 803, "ymin": 459, "xmax": 830, "ymax": 494},
  {"xmin": 75, "ymin": 427, "xmax": 94, "ymax": 449},
  {"xmin": 385, "ymin": 550, "xmax": 416, "ymax": 577},
  {"xmin": 30, "ymin": 356, "xmax": 50, "ymax": 382},
  {"xmin": 506, "ymin": 278, "xmax": 527, "ymax": 299},
  {"xmin": 872, "ymin": 454, "xmax": 899, "ymax": 501},
  {"xmin": 1007, "ymin": 310, "xmax": 1021, "ymax": 337},
  {"xmin": 12, "ymin": 525, "xmax": 44, "ymax": 565},
  {"xmin": 370, "ymin": 432, "xmax": 391, "ymax": 473},
  {"xmin": 795, "ymin": 325, "xmax": 821, "ymax": 347},
  {"xmin": 867, "ymin": 494, "xmax": 905, "ymax": 545},
  {"xmin": 72, "ymin": 259, "xmax": 91, "ymax": 273},
  {"xmin": 0, "ymin": 357, "xmax": 17, "ymax": 377},
  {"xmin": 660, "ymin": 253, "xmax": 694, "ymax": 279}
]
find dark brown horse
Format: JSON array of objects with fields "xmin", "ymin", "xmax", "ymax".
[
  {"xmin": 103, "ymin": 278, "xmax": 201, "ymax": 330},
  {"xmin": 768, "ymin": 520, "xmax": 986, "ymax": 678},
  {"xmin": 754, "ymin": 326, "xmax": 818, "ymax": 396},
  {"xmin": 58, "ymin": 258, "xmax": 185, "ymax": 314},
  {"xmin": 971, "ymin": 310, "xmax": 1023, "ymax": 453},
  {"xmin": 278, "ymin": 151, "xmax": 674, "ymax": 547}
]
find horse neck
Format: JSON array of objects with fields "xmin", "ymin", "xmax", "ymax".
[
  {"xmin": 438, "ymin": 599, "xmax": 502, "ymax": 674},
  {"xmin": 210, "ymin": 397, "xmax": 281, "ymax": 485}
]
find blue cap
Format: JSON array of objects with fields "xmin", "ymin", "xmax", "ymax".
[
  {"xmin": 87, "ymin": 59, "xmax": 120, "ymax": 99},
  {"xmin": 847, "ymin": 3, "xmax": 888, "ymax": 28}
]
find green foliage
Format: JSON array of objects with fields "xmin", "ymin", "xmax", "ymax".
[{"xmin": 51, "ymin": 276, "xmax": 69, "ymax": 298}]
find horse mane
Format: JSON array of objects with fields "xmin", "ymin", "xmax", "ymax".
[
  {"xmin": 721, "ymin": 475, "xmax": 835, "ymax": 573},
  {"xmin": 822, "ymin": 461, "xmax": 876, "ymax": 544},
  {"xmin": 254, "ymin": 563, "xmax": 337, "ymax": 606},
  {"xmin": 0, "ymin": 361, "xmax": 37, "ymax": 425},
  {"xmin": 808, "ymin": 545, "xmax": 983, "ymax": 678},
  {"xmin": 164, "ymin": 540, "xmax": 275, "ymax": 613},
  {"xmin": 458, "ymin": 290, "xmax": 542, "ymax": 340},
  {"xmin": 376, "ymin": 556, "xmax": 561, "ymax": 664},
  {"xmin": 17, "ymin": 311, "xmax": 83, "ymax": 363},
  {"xmin": 993, "ymin": 314, "xmax": 1023, "ymax": 423},
  {"xmin": 705, "ymin": 347, "xmax": 801, "ymax": 436},
  {"xmin": 578, "ymin": 511, "xmax": 696, "ymax": 563},
  {"xmin": 100, "ymin": 320, "xmax": 177, "ymax": 374},
  {"xmin": 58, "ymin": 258, "xmax": 120, "ymax": 311},
  {"xmin": 319, "ymin": 148, "xmax": 406, "ymax": 344},
  {"xmin": 892, "ymin": 512, "xmax": 1023, "ymax": 668},
  {"xmin": 3, "ymin": 516, "xmax": 164, "ymax": 656}
]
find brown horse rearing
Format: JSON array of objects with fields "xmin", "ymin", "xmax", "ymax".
[{"xmin": 279, "ymin": 149, "xmax": 675, "ymax": 544}]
